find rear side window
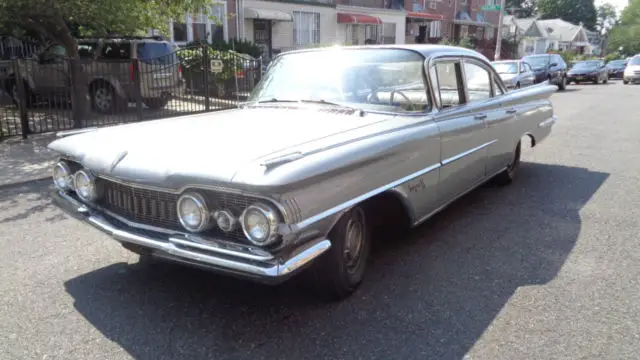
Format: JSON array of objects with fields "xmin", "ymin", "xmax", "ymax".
[
  {"xmin": 77, "ymin": 42, "xmax": 98, "ymax": 59},
  {"xmin": 434, "ymin": 61, "xmax": 462, "ymax": 108},
  {"xmin": 100, "ymin": 42, "xmax": 131, "ymax": 60},
  {"xmin": 137, "ymin": 42, "xmax": 177, "ymax": 65},
  {"xmin": 463, "ymin": 61, "xmax": 492, "ymax": 102}
]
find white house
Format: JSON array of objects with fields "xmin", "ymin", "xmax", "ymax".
[{"xmin": 502, "ymin": 16, "xmax": 593, "ymax": 57}]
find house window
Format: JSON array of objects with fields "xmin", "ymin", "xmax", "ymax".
[
  {"xmin": 485, "ymin": 28, "xmax": 494, "ymax": 40},
  {"xmin": 294, "ymin": 11, "xmax": 320, "ymax": 47},
  {"xmin": 382, "ymin": 23, "xmax": 396, "ymax": 44},
  {"xmin": 430, "ymin": 21, "xmax": 441, "ymax": 38},
  {"xmin": 210, "ymin": 3, "xmax": 226, "ymax": 42},
  {"xmin": 173, "ymin": 23, "xmax": 187, "ymax": 42},
  {"xmin": 365, "ymin": 25, "xmax": 380, "ymax": 43}
]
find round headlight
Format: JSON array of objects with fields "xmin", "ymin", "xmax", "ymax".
[
  {"xmin": 177, "ymin": 193, "xmax": 212, "ymax": 232},
  {"xmin": 73, "ymin": 170, "xmax": 100, "ymax": 202},
  {"xmin": 241, "ymin": 203, "xmax": 280, "ymax": 246},
  {"xmin": 52, "ymin": 162, "xmax": 73, "ymax": 190},
  {"xmin": 213, "ymin": 210, "xmax": 238, "ymax": 232}
]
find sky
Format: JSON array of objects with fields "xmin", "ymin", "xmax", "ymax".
[{"xmin": 595, "ymin": 0, "xmax": 628, "ymax": 13}]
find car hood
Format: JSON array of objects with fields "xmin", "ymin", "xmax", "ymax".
[
  {"xmin": 625, "ymin": 65, "xmax": 640, "ymax": 72},
  {"xmin": 48, "ymin": 106, "xmax": 395, "ymax": 187}
]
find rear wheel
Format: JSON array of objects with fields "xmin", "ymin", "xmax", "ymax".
[
  {"xmin": 493, "ymin": 142, "xmax": 521, "ymax": 186},
  {"xmin": 623, "ymin": 79, "xmax": 629, "ymax": 84},
  {"xmin": 91, "ymin": 83, "xmax": 125, "ymax": 114},
  {"xmin": 143, "ymin": 98, "xmax": 169, "ymax": 110},
  {"xmin": 311, "ymin": 205, "xmax": 371, "ymax": 300}
]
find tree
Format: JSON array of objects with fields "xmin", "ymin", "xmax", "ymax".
[
  {"xmin": 0, "ymin": 0, "xmax": 216, "ymax": 122},
  {"xmin": 607, "ymin": 0, "xmax": 640, "ymax": 55},
  {"xmin": 537, "ymin": 0, "xmax": 598, "ymax": 30},
  {"xmin": 596, "ymin": 3, "xmax": 618, "ymax": 34},
  {"xmin": 505, "ymin": 0, "xmax": 537, "ymax": 18}
]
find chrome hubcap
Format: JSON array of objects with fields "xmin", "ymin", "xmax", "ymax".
[
  {"xmin": 344, "ymin": 208, "xmax": 365, "ymax": 271},
  {"xmin": 94, "ymin": 88, "xmax": 112, "ymax": 110}
]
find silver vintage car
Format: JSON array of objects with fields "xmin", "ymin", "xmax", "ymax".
[{"xmin": 49, "ymin": 45, "xmax": 557, "ymax": 299}]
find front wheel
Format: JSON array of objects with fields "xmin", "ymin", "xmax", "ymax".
[
  {"xmin": 558, "ymin": 76, "xmax": 567, "ymax": 90},
  {"xmin": 493, "ymin": 142, "xmax": 521, "ymax": 186},
  {"xmin": 310, "ymin": 205, "xmax": 371, "ymax": 300},
  {"xmin": 623, "ymin": 79, "xmax": 629, "ymax": 85}
]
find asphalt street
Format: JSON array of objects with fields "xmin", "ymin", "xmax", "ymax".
[{"xmin": 1, "ymin": 81, "xmax": 639, "ymax": 360}]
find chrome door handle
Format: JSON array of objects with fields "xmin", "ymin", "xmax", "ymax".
[
  {"xmin": 474, "ymin": 113, "xmax": 487, "ymax": 120},
  {"xmin": 505, "ymin": 108, "xmax": 517, "ymax": 114}
]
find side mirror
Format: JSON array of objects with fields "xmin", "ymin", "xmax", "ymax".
[{"xmin": 549, "ymin": 62, "xmax": 558, "ymax": 68}]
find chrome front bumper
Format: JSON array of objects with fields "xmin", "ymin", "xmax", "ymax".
[{"xmin": 53, "ymin": 190, "xmax": 331, "ymax": 284}]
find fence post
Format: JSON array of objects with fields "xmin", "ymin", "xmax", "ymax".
[
  {"xmin": 202, "ymin": 43, "xmax": 211, "ymax": 111},
  {"xmin": 12, "ymin": 61, "xmax": 30, "ymax": 139},
  {"xmin": 133, "ymin": 59, "xmax": 143, "ymax": 121}
]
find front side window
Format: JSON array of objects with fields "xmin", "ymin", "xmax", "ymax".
[
  {"xmin": 248, "ymin": 48, "xmax": 430, "ymax": 113},
  {"xmin": 464, "ymin": 61, "xmax": 492, "ymax": 102}
]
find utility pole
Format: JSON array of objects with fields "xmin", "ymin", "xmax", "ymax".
[{"xmin": 494, "ymin": 0, "xmax": 507, "ymax": 60}]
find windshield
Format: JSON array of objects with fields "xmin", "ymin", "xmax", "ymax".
[
  {"xmin": 523, "ymin": 56, "xmax": 549, "ymax": 69},
  {"xmin": 492, "ymin": 62, "xmax": 518, "ymax": 74},
  {"xmin": 137, "ymin": 42, "xmax": 177, "ymax": 65},
  {"xmin": 573, "ymin": 61, "xmax": 599, "ymax": 70},
  {"xmin": 248, "ymin": 48, "xmax": 430, "ymax": 113},
  {"xmin": 630, "ymin": 57, "xmax": 640, "ymax": 65}
]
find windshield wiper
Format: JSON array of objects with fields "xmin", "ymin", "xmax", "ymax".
[{"xmin": 254, "ymin": 98, "xmax": 301, "ymax": 104}]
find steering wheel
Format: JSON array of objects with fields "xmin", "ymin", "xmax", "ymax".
[{"xmin": 390, "ymin": 90, "xmax": 417, "ymax": 111}]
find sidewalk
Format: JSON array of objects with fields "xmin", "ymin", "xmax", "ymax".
[{"xmin": 0, "ymin": 134, "xmax": 57, "ymax": 187}]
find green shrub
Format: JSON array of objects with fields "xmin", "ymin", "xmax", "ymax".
[{"xmin": 177, "ymin": 47, "xmax": 243, "ymax": 82}]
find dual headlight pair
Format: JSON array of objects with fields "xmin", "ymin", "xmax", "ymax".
[
  {"xmin": 53, "ymin": 162, "xmax": 99, "ymax": 201},
  {"xmin": 53, "ymin": 161, "xmax": 281, "ymax": 247},
  {"xmin": 177, "ymin": 193, "xmax": 280, "ymax": 246}
]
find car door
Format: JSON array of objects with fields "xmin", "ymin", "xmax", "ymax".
[
  {"xmin": 522, "ymin": 63, "xmax": 536, "ymax": 86},
  {"xmin": 431, "ymin": 58, "xmax": 489, "ymax": 206},
  {"xmin": 485, "ymin": 72, "xmax": 519, "ymax": 175}
]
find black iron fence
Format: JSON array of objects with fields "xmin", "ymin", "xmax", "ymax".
[{"xmin": 0, "ymin": 44, "xmax": 262, "ymax": 141}]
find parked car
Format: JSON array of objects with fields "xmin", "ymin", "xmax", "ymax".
[
  {"xmin": 606, "ymin": 59, "xmax": 627, "ymax": 79},
  {"xmin": 567, "ymin": 59, "xmax": 608, "ymax": 84},
  {"xmin": 491, "ymin": 59, "xmax": 536, "ymax": 89},
  {"xmin": 48, "ymin": 45, "xmax": 557, "ymax": 299},
  {"xmin": 521, "ymin": 53, "xmax": 568, "ymax": 90},
  {"xmin": 623, "ymin": 56, "xmax": 640, "ymax": 84},
  {"xmin": 4, "ymin": 36, "xmax": 184, "ymax": 113}
]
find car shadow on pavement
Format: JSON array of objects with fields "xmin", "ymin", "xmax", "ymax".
[{"xmin": 64, "ymin": 162, "xmax": 609, "ymax": 360}]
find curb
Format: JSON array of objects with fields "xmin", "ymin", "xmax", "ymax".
[{"xmin": 0, "ymin": 175, "xmax": 51, "ymax": 190}]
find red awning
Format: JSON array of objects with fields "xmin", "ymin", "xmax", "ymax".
[
  {"xmin": 337, "ymin": 12, "xmax": 383, "ymax": 25},
  {"xmin": 406, "ymin": 11, "xmax": 444, "ymax": 21}
]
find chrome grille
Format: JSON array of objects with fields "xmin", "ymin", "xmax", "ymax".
[
  {"xmin": 97, "ymin": 178, "xmax": 181, "ymax": 230},
  {"xmin": 95, "ymin": 178, "xmax": 262, "ymax": 241}
]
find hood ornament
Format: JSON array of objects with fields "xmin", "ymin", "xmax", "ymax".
[{"xmin": 109, "ymin": 150, "xmax": 128, "ymax": 172}]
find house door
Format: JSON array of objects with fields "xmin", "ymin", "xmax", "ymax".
[{"xmin": 253, "ymin": 20, "xmax": 272, "ymax": 60}]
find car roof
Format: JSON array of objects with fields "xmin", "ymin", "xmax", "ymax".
[{"xmin": 281, "ymin": 44, "xmax": 490, "ymax": 62}]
